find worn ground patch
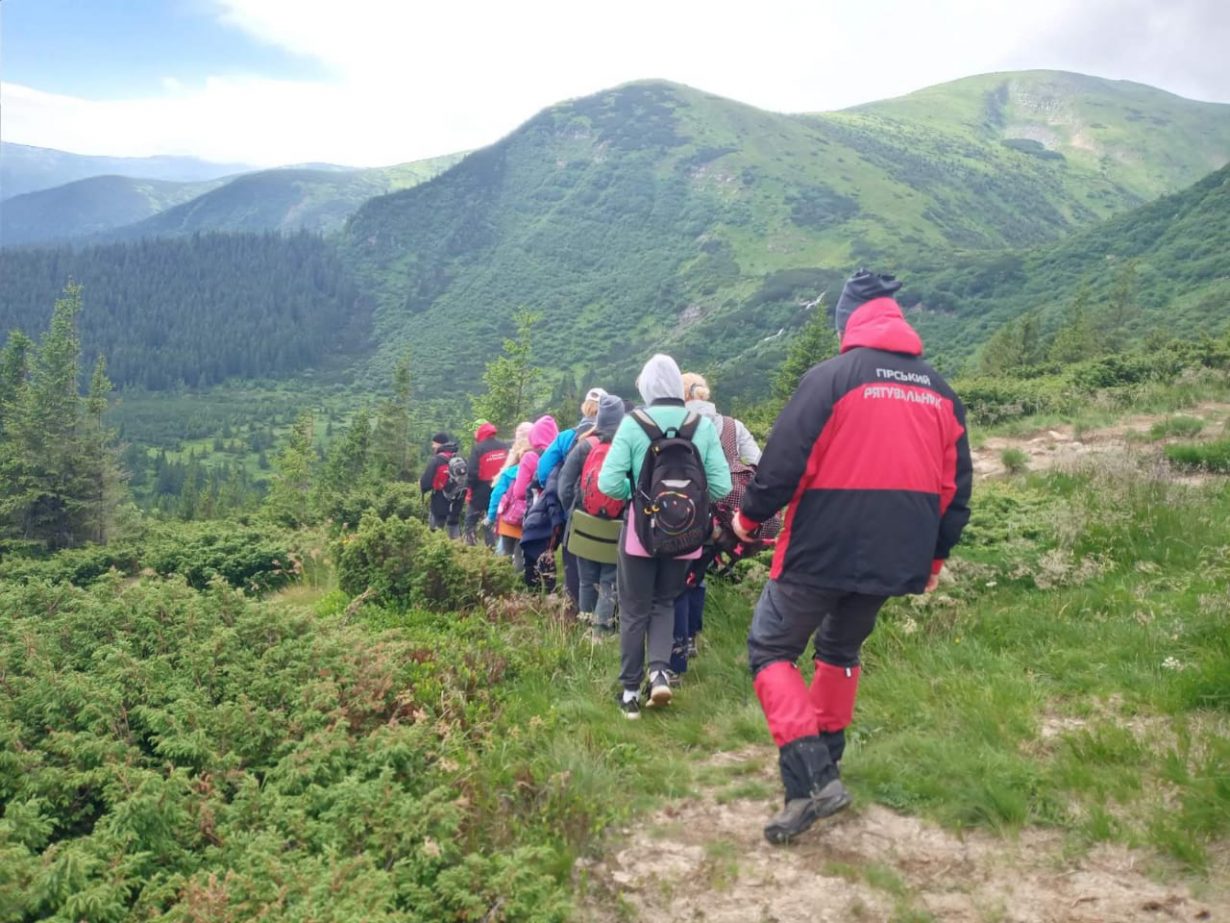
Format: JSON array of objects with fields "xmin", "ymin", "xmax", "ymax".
[
  {"xmin": 575, "ymin": 747, "xmax": 1226, "ymax": 922},
  {"xmin": 971, "ymin": 403, "xmax": 1230, "ymax": 480}
]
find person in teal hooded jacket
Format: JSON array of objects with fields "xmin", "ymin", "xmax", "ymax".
[{"xmin": 599, "ymin": 354, "xmax": 731, "ymax": 719}]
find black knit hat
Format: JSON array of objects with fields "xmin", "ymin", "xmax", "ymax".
[
  {"xmin": 431, "ymin": 431, "xmax": 452, "ymax": 445},
  {"xmin": 834, "ymin": 269, "xmax": 903, "ymax": 334}
]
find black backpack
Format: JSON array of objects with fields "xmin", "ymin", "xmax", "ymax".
[
  {"xmin": 630, "ymin": 410, "xmax": 710, "ymax": 557},
  {"xmin": 441, "ymin": 455, "xmax": 468, "ymax": 500}
]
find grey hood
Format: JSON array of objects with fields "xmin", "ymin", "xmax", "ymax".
[{"xmin": 637, "ymin": 354, "xmax": 684, "ymax": 405}]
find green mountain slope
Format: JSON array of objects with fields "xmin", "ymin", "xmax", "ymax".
[
  {"xmin": 0, "ymin": 141, "xmax": 251, "ymax": 199},
  {"xmin": 0, "ymin": 175, "xmax": 225, "ymax": 247},
  {"xmin": 345, "ymin": 75, "xmax": 1230, "ymax": 397},
  {"xmin": 904, "ymin": 162, "xmax": 1230, "ymax": 369},
  {"xmin": 854, "ymin": 70, "xmax": 1230, "ymax": 202},
  {"xmin": 110, "ymin": 156, "xmax": 465, "ymax": 239}
]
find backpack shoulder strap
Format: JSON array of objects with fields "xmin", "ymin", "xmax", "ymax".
[
  {"xmin": 678, "ymin": 412, "xmax": 702, "ymax": 441},
  {"xmin": 631, "ymin": 409, "xmax": 664, "ymax": 442},
  {"xmin": 717, "ymin": 415, "xmax": 737, "ymax": 460}
]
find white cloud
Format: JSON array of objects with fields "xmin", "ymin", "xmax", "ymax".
[{"xmin": 3, "ymin": 0, "xmax": 1227, "ymax": 166}]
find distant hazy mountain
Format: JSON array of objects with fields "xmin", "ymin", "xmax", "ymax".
[
  {"xmin": 0, "ymin": 175, "xmax": 226, "ymax": 247},
  {"xmin": 107, "ymin": 155, "xmax": 465, "ymax": 239},
  {"xmin": 0, "ymin": 142, "xmax": 252, "ymax": 199},
  {"xmin": 0, "ymin": 153, "xmax": 466, "ymax": 246}
]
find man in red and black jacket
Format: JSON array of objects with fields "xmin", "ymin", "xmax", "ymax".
[
  {"xmin": 419, "ymin": 432, "xmax": 464, "ymax": 539},
  {"xmin": 733, "ymin": 269, "xmax": 972, "ymax": 844},
  {"xmin": 465, "ymin": 421, "xmax": 508, "ymax": 546}
]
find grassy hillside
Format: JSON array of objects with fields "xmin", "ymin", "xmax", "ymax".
[
  {"xmin": 0, "ymin": 175, "xmax": 225, "ymax": 247},
  {"xmin": 904, "ymin": 162, "xmax": 1230, "ymax": 370},
  {"xmin": 855, "ymin": 70, "xmax": 1230, "ymax": 202},
  {"xmin": 345, "ymin": 75, "xmax": 1230, "ymax": 399}
]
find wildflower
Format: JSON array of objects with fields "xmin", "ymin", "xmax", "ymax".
[
  {"xmin": 900, "ymin": 617, "xmax": 919, "ymax": 636},
  {"xmin": 1161, "ymin": 656, "xmax": 1186, "ymax": 672}
]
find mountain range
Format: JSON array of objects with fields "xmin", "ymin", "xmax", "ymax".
[
  {"xmin": 2, "ymin": 69, "xmax": 1229, "ymax": 405},
  {"xmin": 0, "ymin": 142, "xmax": 253, "ymax": 199},
  {"xmin": 0, "ymin": 153, "xmax": 465, "ymax": 246}
]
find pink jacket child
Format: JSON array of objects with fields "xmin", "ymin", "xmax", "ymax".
[{"xmin": 503, "ymin": 415, "xmax": 559, "ymax": 526}]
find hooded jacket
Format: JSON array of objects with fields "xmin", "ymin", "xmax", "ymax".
[
  {"xmin": 559, "ymin": 394, "xmax": 625, "ymax": 513},
  {"xmin": 685, "ymin": 399, "xmax": 762, "ymax": 466},
  {"xmin": 419, "ymin": 438, "xmax": 464, "ymax": 521},
  {"xmin": 535, "ymin": 417, "xmax": 596, "ymax": 486},
  {"xmin": 598, "ymin": 356, "xmax": 732, "ymax": 557},
  {"xmin": 467, "ymin": 422, "xmax": 508, "ymax": 512},
  {"xmin": 737, "ymin": 298, "xmax": 972, "ymax": 596},
  {"xmin": 506, "ymin": 416, "xmax": 559, "ymax": 526}
]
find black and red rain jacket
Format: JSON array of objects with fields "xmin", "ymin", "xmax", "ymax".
[
  {"xmin": 467, "ymin": 423, "xmax": 508, "ymax": 511},
  {"xmin": 738, "ymin": 298, "xmax": 972, "ymax": 596}
]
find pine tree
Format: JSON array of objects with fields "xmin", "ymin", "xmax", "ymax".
[
  {"xmin": 82, "ymin": 356, "xmax": 125, "ymax": 542},
  {"xmin": 371, "ymin": 355, "xmax": 415, "ymax": 482},
  {"xmin": 315, "ymin": 408, "xmax": 373, "ymax": 522},
  {"xmin": 773, "ymin": 297, "xmax": 837, "ymax": 405},
  {"xmin": 0, "ymin": 331, "xmax": 33, "ymax": 437},
  {"xmin": 472, "ymin": 309, "xmax": 542, "ymax": 433},
  {"xmin": 976, "ymin": 310, "xmax": 1046, "ymax": 376},
  {"xmin": 1101, "ymin": 260, "xmax": 1141, "ymax": 353},
  {"xmin": 1050, "ymin": 286, "xmax": 1099, "ymax": 364},
  {"xmin": 263, "ymin": 411, "xmax": 316, "ymax": 527},
  {"xmin": 0, "ymin": 284, "xmax": 127, "ymax": 548}
]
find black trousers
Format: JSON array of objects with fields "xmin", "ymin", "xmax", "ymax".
[{"xmin": 747, "ymin": 580, "xmax": 886, "ymax": 675}]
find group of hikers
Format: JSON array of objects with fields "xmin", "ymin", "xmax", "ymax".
[{"xmin": 418, "ymin": 270, "xmax": 973, "ymax": 844}]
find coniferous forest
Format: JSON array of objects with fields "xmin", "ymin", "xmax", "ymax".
[{"xmin": 0, "ymin": 233, "xmax": 365, "ymax": 389}]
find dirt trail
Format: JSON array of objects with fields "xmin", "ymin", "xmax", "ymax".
[
  {"xmin": 576, "ymin": 748, "xmax": 1225, "ymax": 922},
  {"xmin": 577, "ymin": 404, "xmax": 1230, "ymax": 921},
  {"xmin": 971, "ymin": 403, "xmax": 1230, "ymax": 480}
]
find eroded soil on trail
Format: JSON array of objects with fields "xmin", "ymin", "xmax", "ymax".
[
  {"xmin": 970, "ymin": 403, "xmax": 1230, "ymax": 480},
  {"xmin": 576, "ymin": 747, "xmax": 1226, "ymax": 923}
]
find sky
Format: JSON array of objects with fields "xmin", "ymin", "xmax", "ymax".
[{"xmin": 2, "ymin": 0, "xmax": 1228, "ymax": 168}]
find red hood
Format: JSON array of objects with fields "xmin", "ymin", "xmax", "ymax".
[
  {"xmin": 476, "ymin": 422, "xmax": 498, "ymax": 442},
  {"xmin": 840, "ymin": 298, "xmax": 923, "ymax": 356}
]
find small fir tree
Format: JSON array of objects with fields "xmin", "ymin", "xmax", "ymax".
[
  {"xmin": 773, "ymin": 296, "xmax": 837, "ymax": 405},
  {"xmin": 472, "ymin": 309, "xmax": 542, "ymax": 433}
]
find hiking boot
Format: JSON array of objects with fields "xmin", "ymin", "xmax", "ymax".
[
  {"xmin": 620, "ymin": 693, "xmax": 641, "ymax": 720},
  {"xmin": 646, "ymin": 671, "xmax": 673, "ymax": 707},
  {"xmin": 763, "ymin": 778, "xmax": 852, "ymax": 844},
  {"xmin": 587, "ymin": 625, "xmax": 616, "ymax": 642}
]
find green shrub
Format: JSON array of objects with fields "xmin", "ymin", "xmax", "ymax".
[
  {"xmin": 1000, "ymin": 448, "xmax": 1029, "ymax": 474},
  {"xmin": 953, "ymin": 375, "xmax": 1076, "ymax": 426},
  {"xmin": 0, "ymin": 574, "xmax": 570, "ymax": 921},
  {"xmin": 1149, "ymin": 416, "xmax": 1205, "ymax": 440},
  {"xmin": 0, "ymin": 521, "xmax": 296, "ymax": 593},
  {"xmin": 336, "ymin": 512, "xmax": 519, "ymax": 611},
  {"xmin": 1165, "ymin": 439, "xmax": 1230, "ymax": 473}
]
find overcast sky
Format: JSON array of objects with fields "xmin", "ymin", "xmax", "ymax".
[{"xmin": 2, "ymin": 0, "xmax": 1228, "ymax": 167}]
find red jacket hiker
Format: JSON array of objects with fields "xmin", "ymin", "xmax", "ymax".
[{"xmin": 737, "ymin": 269, "xmax": 973, "ymax": 845}]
